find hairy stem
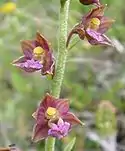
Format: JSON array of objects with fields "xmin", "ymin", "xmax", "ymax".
[
  {"xmin": 45, "ymin": 137, "xmax": 55, "ymax": 151},
  {"xmin": 51, "ymin": 0, "xmax": 70, "ymax": 98},
  {"xmin": 45, "ymin": 0, "xmax": 71, "ymax": 151}
]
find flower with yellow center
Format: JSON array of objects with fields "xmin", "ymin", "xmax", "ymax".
[
  {"xmin": 32, "ymin": 93, "xmax": 83, "ymax": 141},
  {"xmin": 12, "ymin": 32, "xmax": 55, "ymax": 76},
  {"xmin": 89, "ymin": 17, "xmax": 101, "ymax": 30},
  {"xmin": 45, "ymin": 107, "xmax": 58, "ymax": 120},
  {"xmin": 67, "ymin": 5, "xmax": 114, "ymax": 48},
  {"xmin": 0, "ymin": 2, "xmax": 16, "ymax": 14}
]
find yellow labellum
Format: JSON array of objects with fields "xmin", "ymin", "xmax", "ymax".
[
  {"xmin": 46, "ymin": 107, "xmax": 57, "ymax": 116},
  {"xmin": 89, "ymin": 17, "xmax": 101, "ymax": 29},
  {"xmin": 33, "ymin": 46, "xmax": 45, "ymax": 55},
  {"xmin": 0, "ymin": 2, "xmax": 16, "ymax": 13}
]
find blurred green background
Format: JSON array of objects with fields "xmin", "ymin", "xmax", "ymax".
[{"xmin": 0, "ymin": 0, "xmax": 125, "ymax": 151}]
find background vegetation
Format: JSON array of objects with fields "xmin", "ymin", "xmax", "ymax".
[{"xmin": 0, "ymin": 0, "xmax": 125, "ymax": 150}]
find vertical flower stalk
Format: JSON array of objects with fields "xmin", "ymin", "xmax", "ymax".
[
  {"xmin": 45, "ymin": 0, "xmax": 71, "ymax": 151},
  {"xmin": 51, "ymin": 0, "xmax": 71, "ymax": 98}
]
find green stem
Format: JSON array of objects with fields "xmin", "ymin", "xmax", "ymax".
[
  {"xmin": 45, "ymin": 0, "xmax": 71, "ymax": 151},
  {"xmin": 45, "ymin": 137, "xmax": 55, "ymax": 151},
  {"xmin": 51, "ymin": 0, "xmax": 71, "ymax": 98}
]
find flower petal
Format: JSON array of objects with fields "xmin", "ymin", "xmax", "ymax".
[
  {"xmin": 32, "ymin": 112, "xmax": 37, "ymax": 119},
  {"xmin": 82, "ymin": 5, "xmax": 106, "ymax": 24},
  {"xmin": 86, "ymin": 29, "xmax": 113, "ymax": 46},
  {"xmin": 48, "ymin": 118, "xmax": 70, "ymax": 139},
  {"xmin": 36, "ymin": 32, "xmax": 50, "ymax": 51},
  {"xmin": 40, "ymin": 93, "xmax": 57, "ymax": 110},
  {"xmin": 62, "ymin": 112, "xmax": 83, "ymax": 126},
  {"xmin": 21, "ymin": 40, "xmax": 35, "ymax": 59},
  {"xmin": 98, "ymin": 17, "xmax": 115, "ymax": 34},
  {"xmin": 12, "ymin": 57, "xmax": 42, "ymax": 72},
  {"xmin": 41, "ymin": 51, "xmax": 55, "ymax": 76},
  {"xmin": 32, "ymin": 123, "xmax": 49, "ymax": 142},
  {"xmin": 34, "ymin": 107, "xmax": 46, "ymax": 125},
  {"xmin": 56, "ymin": 99, "xmax": 69, "ymax": 115}
]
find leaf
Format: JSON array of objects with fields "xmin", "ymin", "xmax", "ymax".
[{"xmin": 64, "ymin": 137, "xmax": 76, "ymax": 151}]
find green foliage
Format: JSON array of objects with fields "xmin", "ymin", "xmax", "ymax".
[
  {"xmin": 64, "ymin": 137, "xmax": 76, "ymax": 151},
  {"xmin": 96, "ymin": 102, "xmax": 116, "ymax": 136}
]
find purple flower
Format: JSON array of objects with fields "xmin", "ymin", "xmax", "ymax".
[
  {"xmin": 12, "ymin": 32, "xmax": 55, "ymax": 76},
  {"xmin": 48, "ymin": 118, "xmax": 71, "ymax": 139},
  {"xmin": 66, "ymin": 5, "xmax": 114, "ymax": 47},
  {"xmin": 32, "ymin": 93, "xmax": 83, "ymax": 142},
  {"xmin": 79, "ymin": 0, "xmax": 100, "ymax": 6}
]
